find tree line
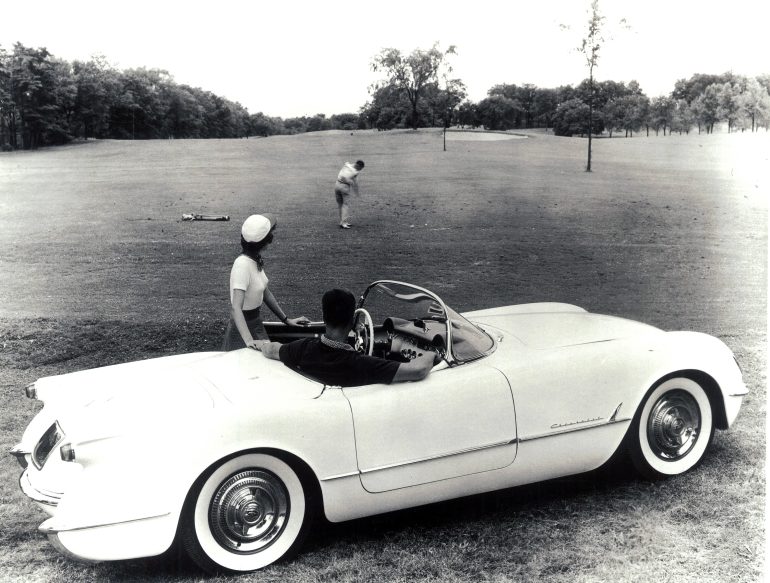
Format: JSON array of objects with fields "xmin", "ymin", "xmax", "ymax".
[
  {"xmin": 2, "ymin": 42, "xmax": 768, "ymax": 150},
  {"xmin": 366, "ymin": 71, "xmax": 770, "ymax": 137}
]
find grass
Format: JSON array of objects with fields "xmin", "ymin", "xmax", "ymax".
[{"xmin": 0, "ymin": 128, "xmax": 766, "ymax": 582}]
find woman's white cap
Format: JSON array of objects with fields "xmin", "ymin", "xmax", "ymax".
[{"xmin": 241, "ymin": 214, "xmax": 277, "ymax": 242}]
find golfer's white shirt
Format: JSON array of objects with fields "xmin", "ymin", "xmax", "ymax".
[
  {"xmin": 336, "ymin": 162, "xmax": 359, "ymax": 186},
  {"xmin": 230, "ymin": 255, "xmax": 269, "ymax": 310}
]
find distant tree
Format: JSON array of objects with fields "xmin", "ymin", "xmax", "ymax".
[
  {"xmin": 739, "ymin": 78, "xmax": 770, "ymax": 132},
  {"xmin": 576, "ymin": 79, "xmax": 631, "ymax": 111},
  {"xmin": 671, "ymin": 99, "xmax": 695, "ymax": 134},
  {"xmin": 476, "ymin": 94, "xmax": 521, "ymax": 130},
  {"xmin": 0, "ymin": 46, "xmax": 11, "ymax": 147},
  {"xmin": 532, "ymin": 87, "xmax": 558, "ymax": 129},
  {"xmin": 602, "ymin": 99, "xmax": 622, "ymax": 137},
  {"xmin": 552, "ymin": 98, "xmax": 591, "ymax": 136},
  {"xmin": 305, "ymin": 113, "xmax": 332, "ymax": 132},
  {"xmin": 673, "ymin": 73, "xmax": 728, "ymax": 104},
  {"xmin": 756, "ymin": 74, "xmax": 770, "ymax": 97},
  {"xmin": 371, "ymin": 43, "xmax": 459, "ymax": 130},
  {"xmin": 716, "ymin": 82, "xmax": 742, "ymax": 133},
  {"xmin": 44, "ymin": 57, "xmax": 77, "ymax": 144},
  {"xmin": 694, "ymin": 84, "xmax": 722, "ymax": 133},
  {"xmin": 361, "ymin": 83, "xmax": 411, "ymax": 130},
  {"xmin": 249, "ymin": 111, "xmax": 284, "ymax": 136},
  {"xmin": 330, "ymin": 113, "xmax": 361, "ymax": 130},
  {"xmin": 615, "ymin": 93, "xmax": 649, "ymax": 137},
  {"xmin": 5, "ymin": 44, "xmax": 77, "ymax": 149},
  {"xmin": 488, "ymin": 83, "xmax": 546, "ymax": 128},
  {"xmin": 556, "ymin": 84, "xmax": 578, "ymax": 103},
  {"xmin": 165, "ymin": 84, "xmax": 204, "ymax": 138},
  {"xmin": 73, "ymin": 56, "xmax": 119, "ymax": 139},
  {"xmin": 456, "ymin": 100, "xmax": 479, "ymax": 128},
  {"xmin": 649, "ymin": 95, "xmax": 675, "ymax": 135}
]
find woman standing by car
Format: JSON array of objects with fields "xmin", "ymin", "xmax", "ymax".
[{"xmin": 222, "ymin": 214, "xmax": 310, "ymax": 351}]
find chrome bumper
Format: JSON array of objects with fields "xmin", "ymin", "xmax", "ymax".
[{"xmin": 19, "ymin": 469, "xmax": 62, "ymax": 508}]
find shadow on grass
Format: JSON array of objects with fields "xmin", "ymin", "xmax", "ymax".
[{"xmin": 305, "ymin": 459, "xmax": 640, "ymax": 554}]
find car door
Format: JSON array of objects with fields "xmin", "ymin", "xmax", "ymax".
[{"xmin": 342, "ymin": 361, "xmax": 517, "ymax": 493}]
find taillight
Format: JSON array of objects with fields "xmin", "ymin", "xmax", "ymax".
[
  {"xmin": 59, "ymin": 443, "xmax": 76, "ymax": 462},
  {"xmin": 32, "ymin": 422, "xmax": 65, "ymax": 469}
]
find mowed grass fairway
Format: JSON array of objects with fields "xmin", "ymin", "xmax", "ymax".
[{"xmin": 0, "ymin": 129, "xmax": 766, "ymax": 582}]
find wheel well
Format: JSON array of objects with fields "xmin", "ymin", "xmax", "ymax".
[
  {"xmin": 652, "ymin": 370, "xmax": 728, "ymax": 430},
  {"xmin": 173, "ymin": 447, "xmax": 325, "ymax": 551},
  {"xmin": 261, "ymin": 448, "xmax": 324, "ymax": 516}
]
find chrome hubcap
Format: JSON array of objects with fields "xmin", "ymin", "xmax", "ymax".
[
  {"xmin": 647, "ymin": 390, "xmax": 701, "ymax": 460},
  {"xmin": 209, "ymin": 470, "xmax": 289, "ymax": 553}
]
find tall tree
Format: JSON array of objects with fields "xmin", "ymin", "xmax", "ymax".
[
  {"xmin": 571, "ymin": 0, "xmax": 606, "ymax": 170},
  {"xmin": 371, "ymin": 43, "xmax": 459, "ymax": 130},
  {"xmin": 73, "ymin": 55, "xmax": 118, "ymax": 139}
]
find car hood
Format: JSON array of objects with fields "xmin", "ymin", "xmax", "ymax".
[{"xmin": 467, "ymin": 304, "xmax": 662, "ymax": 349}]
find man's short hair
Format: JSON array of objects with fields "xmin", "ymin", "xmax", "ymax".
[
  {"xmin": 354, "ymin": 160, "xmax": 365, "ymax": 169},
  {"xmin": 322, "ymin": 289, "xmax": 356, "ymax": 327}
]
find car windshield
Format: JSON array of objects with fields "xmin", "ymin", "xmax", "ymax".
[{"xmin": 360, "ymin": 282, "xmax": 495, "ymax": 363}]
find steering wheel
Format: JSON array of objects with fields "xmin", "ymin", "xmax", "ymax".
[{"xmin": 353, "ymin": 308, "xmax": 374, "ymax": 356}]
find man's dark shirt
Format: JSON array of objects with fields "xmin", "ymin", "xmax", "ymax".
[{"xmin": 278, "ymin": 337, "xmax": 400, "ymax": 387}]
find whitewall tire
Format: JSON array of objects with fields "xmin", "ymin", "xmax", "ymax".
[
  {"xmin": 182, "ymin": 453, "xmax": 310, "ymax": 573},
  {"xmin": 629, "ymin": 377, "xmax": 714, "ymax": 479}
]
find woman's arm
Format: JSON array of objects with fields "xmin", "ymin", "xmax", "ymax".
[
  {"xmin": 231, "ymin": 288, "xmax": 260, "ymax": 349},
  {"xmin": 263, "ymin": 287, "xmax": 310, "ymax": 326}
]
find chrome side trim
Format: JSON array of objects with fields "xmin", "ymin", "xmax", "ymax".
[
  {"xmin": 320, "ymin": 470, "xmax": 360, "ymax": 482},
  {"xmin": 360, "ymin": 439, "xmax": 515, "ymax": 475},
  {"xmin": 39, "ymin": 512, "xmax": 171, "ymax": 534},
  {"xmin": 517, "ymin": 416, "xmax": 632, "ymax": 443},
  {"xmin": 321, "ymin": 438, "xmax": 517, "ymax": 481},
  {"xmin": 321, "ymin": 415, "xmax": 631, "ymax": 482}
]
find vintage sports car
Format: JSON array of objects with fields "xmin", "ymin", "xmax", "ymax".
[{"xmin": 11, "ymin": 281, "xmax": 747, "ymax": 573}]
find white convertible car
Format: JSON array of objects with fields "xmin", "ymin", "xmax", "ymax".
[{"xmin": 11, "ymin": 281, "xmax": 747, "ymax": 573}]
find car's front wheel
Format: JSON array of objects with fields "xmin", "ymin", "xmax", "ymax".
[
  {"xmin": 182, "ymin": 453, "xmax": 311, "ymax": 573},
  {"xmin": 628, "ymin": 377, "xmax": 714, "ymax": 479}
]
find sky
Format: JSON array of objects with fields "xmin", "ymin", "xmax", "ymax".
[{"xmin": 2, "ymin": 0, "xmax": 768, "ymax": 118}]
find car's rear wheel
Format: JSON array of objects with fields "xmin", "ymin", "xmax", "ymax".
[
  {"xmin": 628, "ymin": 377, "xmax": 714, "ymax": 479},
  {"xmin": 182, "ymin": 453, "xmax": 311, "ymax": 573}
]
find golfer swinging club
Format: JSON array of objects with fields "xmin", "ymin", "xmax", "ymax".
[{"xmin": 334, "ymin": 159, "xmax": 364, "ymax": 229}]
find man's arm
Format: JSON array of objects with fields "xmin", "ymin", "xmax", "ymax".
[
  {"xmin": 391, "ymin": 349, "xmax": 434, "ymax": 383},
  {"xmin": 255, "ymin": 340, "xmax": 281, "ymax": 360}
]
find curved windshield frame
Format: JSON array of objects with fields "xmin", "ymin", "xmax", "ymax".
[{"xmin": 359, "ymin": 281, "xmax": 495, "ymax": 364}]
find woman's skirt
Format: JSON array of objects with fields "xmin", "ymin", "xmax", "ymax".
[{"xmin": 221, "ymin": 307, "xmax": 269, "ymax": 351}]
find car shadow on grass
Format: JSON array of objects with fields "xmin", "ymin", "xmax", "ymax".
[{"xmin": 305, "ymin": 457, "xmax": 641, "ymax": 553}]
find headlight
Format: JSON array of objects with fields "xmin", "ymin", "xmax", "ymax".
[
  {"xmin": 32, "ymin": 422, "xmax": 65, "ymax": 470},
  {"xmin": 25, "ymin": 382, "xmax": 37, "ymax": 399}
]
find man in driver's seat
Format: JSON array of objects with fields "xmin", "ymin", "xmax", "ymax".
[{"xmin": 255, "ymin": 288, "xmax": 434, "ymax": 386}]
